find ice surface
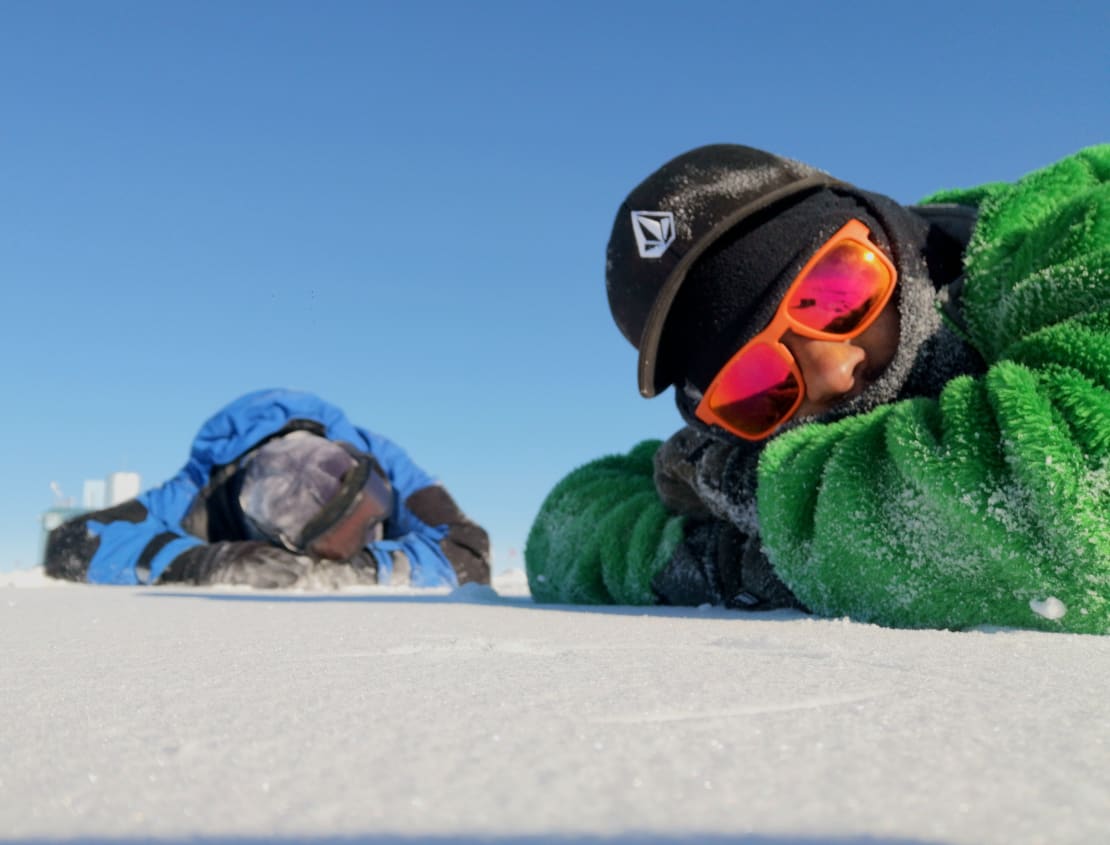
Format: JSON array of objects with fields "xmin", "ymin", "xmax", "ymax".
[{"xmin": 1, "ymin": 569, "xmax": 1108, "ymax": 844}]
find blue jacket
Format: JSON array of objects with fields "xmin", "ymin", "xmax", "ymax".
[{"xmin": 78, "ymin": 389, "xmax": 464, "ymax": 587}]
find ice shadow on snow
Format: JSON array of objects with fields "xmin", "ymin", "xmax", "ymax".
[
  {"xmin": 8, "ymin": 834, "xmax": 951, "ymax": 845},
  {"xmin": 138, "ymin": 588, "xmax": 808, "ymax": 623}
]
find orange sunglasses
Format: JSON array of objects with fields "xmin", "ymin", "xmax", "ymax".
[{"xmin": 693, "ymin": 218, "xmax": 897, "ymax": 441}]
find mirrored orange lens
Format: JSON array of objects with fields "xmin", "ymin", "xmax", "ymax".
[
  {"xmin": 705, "ymin": 342, "xmax": 801, "ymax": 437},
  {"xmin": 786, "ymin": 240, "xmax": 892, "ymax": 334}
]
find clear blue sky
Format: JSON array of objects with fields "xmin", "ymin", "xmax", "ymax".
[{"xmin": 1, "ymin": 0, "xmax": 1106, "ymax": 572}]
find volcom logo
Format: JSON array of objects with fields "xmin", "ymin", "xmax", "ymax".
[{"xmin": 631, "ymin": 210, "xmax": 676, "ymax": 259}]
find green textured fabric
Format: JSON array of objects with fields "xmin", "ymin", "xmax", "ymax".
[
  {"xmin": 760, "ymin": 145, "xmax": 1110, "ymax": 633},
  {"xmin": 525, "ymin": 441, "xmax": 686, "ymax": 604},
  {"xmin": 525, "ymin": 146, "xmax": 1110, "ymax": 632}
]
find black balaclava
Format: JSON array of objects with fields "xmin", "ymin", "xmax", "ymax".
[
  {"xmin": 664, "ymin": 185, "xmax": 983, "ymax": 438},
  {"xmin": 653, "ymin": 185, "xmax": 984, "ymax": 540}
]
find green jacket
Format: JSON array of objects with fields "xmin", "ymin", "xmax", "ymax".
[{"xmin": 526, "ymin": 146, "xmax": 1110, "ymax": 634}]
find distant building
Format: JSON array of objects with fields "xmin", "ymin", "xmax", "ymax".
[
  {"xmin": 82, "ymin": 479, "xmax": 106, "ymax": 509},
  {"xmin": 40, "ymin": 472, "xmax": 142, "ymax": 566},
  {"xmin": 106, "ymin": 472, "xmax": 141, "ymax": 506}
]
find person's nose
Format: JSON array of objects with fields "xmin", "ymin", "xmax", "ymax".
[{"xmin": 784, "ymin": 335, "xmax": 866, "ymax": 405}]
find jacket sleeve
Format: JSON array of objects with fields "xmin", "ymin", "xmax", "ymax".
[
  {"xmin": 757, "ymin": 145, "xmax": 1110, "ymax": 633},
  {"xmin": 44, "ymin": 498, "xmax": 204, "ymax": 585},
  {"xmin": 524, "ymin": 440, "xmax": 687, "ymax": 604},
  {"xmin": 356, "ymin": 429, "xmax": 490, "ymax": 588}
]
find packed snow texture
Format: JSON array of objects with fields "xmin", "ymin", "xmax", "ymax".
[{"xmin": 2, "ymin": 568, "xmax": 1108, "ymax": 845}]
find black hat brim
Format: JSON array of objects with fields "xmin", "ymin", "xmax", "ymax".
[{"xmin": 636, "ymin": 173, "xmax": 840, "ymax": 397}]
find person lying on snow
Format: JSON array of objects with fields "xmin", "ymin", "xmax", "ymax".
[
  {"xmin": 526, "ymin": 144, "xmax": 1109, "ymax": 634},
  {"xmin": 45, "ymin": 389, "xmax": 490, "ymax": 588}
]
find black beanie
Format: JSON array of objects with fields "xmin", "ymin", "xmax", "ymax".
[
  {"xmin": 662, "ymin": 188, "xmax": 892, "ymax": 392},
  {"xmin": 603, "ymin": 143, "xmax": 984, "ymax": 444},
  {"xmin": 668, "ymin": 184, "xmax": 984, "ymax": 439},
  {"xmin": 604, "ymin": 144, "xmax": 838, "ymax": 397}
]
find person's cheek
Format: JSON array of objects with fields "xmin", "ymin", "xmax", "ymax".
[{"xmin": 860, "ymin": 304, "xmax": 901, "ymax": 378}]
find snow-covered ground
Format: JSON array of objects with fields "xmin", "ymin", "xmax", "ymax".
[{"xmin": 2, "ymin": 568, "xmax": 1107, "ymax": 845}]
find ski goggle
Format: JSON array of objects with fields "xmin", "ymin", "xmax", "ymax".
[
  {"xmin": 692, "ymin": 218, "xmax": 897, "ymax": 441},
  {"xmin": 300, "ymin": 453, "xmax": 394, "ymax": 561}
]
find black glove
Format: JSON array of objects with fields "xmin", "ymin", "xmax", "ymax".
[
  {"xmin": 652, "ymin": 426, "xmax": 764, "ymax": 535},
  {"xmin": 651, "ymin": 520, "xmax": 804, "ymax": 610},
  {"xmin": 157, "ymin": 541, "xmax": 378, "ymax": 588}
]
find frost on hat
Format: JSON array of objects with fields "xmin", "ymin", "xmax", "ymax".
[
  {"xmin": 237, "ymin": 430, "xmax": 358, "ymax": 549},
  {"xmin": 666, "ymin": 189, "xmax": 889, "ymax": 392}
]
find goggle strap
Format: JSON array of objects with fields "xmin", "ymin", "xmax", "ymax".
[{"xmin": 296, "ymin": 449, "xmax": 392, "ymax": 549}]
